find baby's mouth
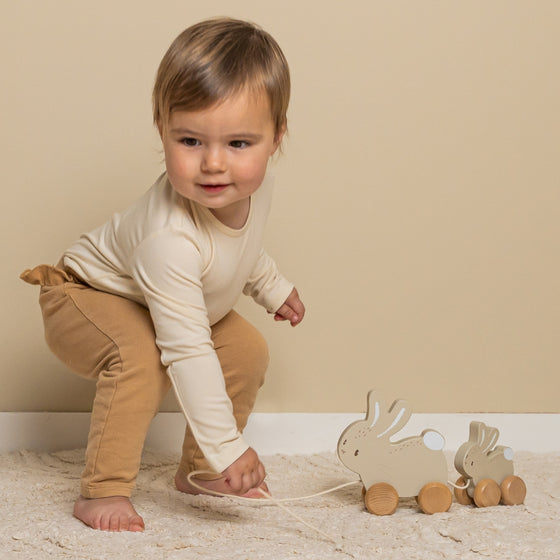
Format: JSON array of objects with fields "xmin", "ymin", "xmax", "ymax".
[{"xmin": 200, "ymin": 183, "xmax": 230, "ymax": 192}]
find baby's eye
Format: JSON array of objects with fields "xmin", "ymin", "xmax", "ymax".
[
  {"xmin": 181, "ymin": 137, "xmax": 200, "ymax": 147},
  {"xmin": 354, "ymin": 449, "xmax": 360, "ymax": 456},
  {"xmin": 229, "ymin": 140, "xmax": 249, "ymax": 149}
]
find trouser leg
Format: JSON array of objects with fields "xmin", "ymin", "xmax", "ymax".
[
  {"xmin": 35, "ymin": 268, "xmax": 170, "ymax": 498},
  {"xmin": 178, "ymin": 310, "xmax": 269, "ymax": 477}
]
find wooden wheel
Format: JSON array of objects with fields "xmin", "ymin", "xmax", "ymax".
[
  {"xmin": 364, "ymin": 483, "xmax": 399, "ymax": 516},
  {"xmin": 453, "ymin": 476, "xmax": 474, "ymax": 506},
  {"xmin": 473, "ymin": 478, "xmax": 501, "ymax": 508},
  {"xmin": 500, "ymin": 475, "xmax": 526, "ymax": 505},
  {"xmin": 417, "ymin": 482, "xmax": 453, "ymax": 514}
]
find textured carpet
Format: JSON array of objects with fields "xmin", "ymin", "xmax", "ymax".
[{"xmin": 1, "ymin": 449, "xmax": 558, "ymax": 559}]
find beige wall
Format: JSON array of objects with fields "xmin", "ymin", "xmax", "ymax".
[{"xmin": 3, "ymin": 1, "xmax": 559, "ymax": 414}]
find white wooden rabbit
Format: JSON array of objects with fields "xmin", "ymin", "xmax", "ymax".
[
  {"xmin": 454, "ymin": 421, "xmax": 526, "ymax": 507},
  {"xmin": 337, "ymin": 390, "xmax": 452, "ymax": 515}
]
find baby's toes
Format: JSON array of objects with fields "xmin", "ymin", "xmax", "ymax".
[{"xmin": 109, "ymin": 513, "xmax": 123, "ymax": 532}]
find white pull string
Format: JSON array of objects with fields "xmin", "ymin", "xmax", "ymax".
[
  {"xmin": 187, "ymin": 470, "xmax": 360, "ymax": 503},
  {"xmin": 448, "ymin": 478, "xmax": 470, "ymax": 489},
  {"xmin": 187, "ymin": 470, "xmax": 360, "ymax": 556}
]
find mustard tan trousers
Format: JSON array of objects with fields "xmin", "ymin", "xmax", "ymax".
[{"xmin": 21, "ymin": 264, "xmax": 268, "ymax": 499}]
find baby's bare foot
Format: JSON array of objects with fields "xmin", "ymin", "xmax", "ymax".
[
  {"xmin": 175, "ymin": 470, "xmax": 270, "ymax": 499},
  {"xmin": 73, "ymin": 495, "xmax": 145, "ymax": 532}
]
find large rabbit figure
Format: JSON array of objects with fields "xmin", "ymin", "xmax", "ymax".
[
  {"xmin": 453, "ymin": 421, "xmax": 526, "ymax": 507},
  {"xmin": 337, "ymin": 390, "xmax": 452, "ymax": 515}
]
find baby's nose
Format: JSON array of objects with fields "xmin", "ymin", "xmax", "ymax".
[{"xmin": 201, "ymin": 147, "xmax": 226, "ymax": 173}]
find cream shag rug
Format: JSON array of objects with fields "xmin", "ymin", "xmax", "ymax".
[{"xmin": 1, "ymin": 449, "xmax": 558, "ymax": 559}]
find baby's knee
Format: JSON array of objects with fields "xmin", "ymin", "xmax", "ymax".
[
  {"xmin": 240, "ymin": 325, "xmax": 269, "ymax": 381},
  {"xmin": 215, "ymin": 313, "xmax": 269, "ymax": 384}
]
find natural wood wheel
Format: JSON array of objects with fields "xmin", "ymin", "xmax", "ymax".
[
  {"xmin": 473, "ymin": 478, "xmax": 501, "ymax": 508},
  {"xmin": 364, "ymin": 483, "xmax": 399, "ymax": 516},
  {"xmin": 417, "ymin": 482, "xmax": 453, "ymax": 514},
  {"xmin": 454, "ymin": 476, "xmax": 474, "ymax": 506},
  {"xmin": 500, "ymin": 475, "xmax": 526, "ymax": 505}
]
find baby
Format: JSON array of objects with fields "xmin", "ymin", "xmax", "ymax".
[{"xmin": 21, "ymin": 17, "xmax": 304, "ymax": 532}]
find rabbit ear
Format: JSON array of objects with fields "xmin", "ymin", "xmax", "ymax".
[
  {"xmin": 365, "ymin": 390, "xmax": 383, "ymax": 429},
  {"xmin": 376, "ymin": 399, "xmax": 412, "ymax": 439},
  {"xmin": 468, "ymin": 421, "xmax": 499, "ymax": 453},
  {"xmin": 480, "ymin": 426, "xmax": 499, "ymax": 454},
  {"xmin": 468, "ymin": 421, "xmax": 485, "ymax": 444}
]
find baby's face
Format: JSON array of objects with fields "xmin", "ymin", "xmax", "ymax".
[{"xmin": 161, "ymin": 89, "xmax": 283, "ymax": 226}]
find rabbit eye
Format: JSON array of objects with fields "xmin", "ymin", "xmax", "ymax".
[
  {"xmin": 343, "ymin": 439, "xmax": 347, "ymax": 446},
  {"xmin": 470, "ymin": 461, "xmax": 474, "ymax": 466},
  {"xmin": 354, "ymin": 449, "xmax": 360, "ymax": 457}
]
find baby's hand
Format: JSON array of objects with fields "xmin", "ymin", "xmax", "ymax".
[
  {"xmin": 274, "ymin": 288, "xmax": 305, "ymax": 327},
  {"xmin": 222, "ymin": 448, "xmax": 266, "ymax": 495}
]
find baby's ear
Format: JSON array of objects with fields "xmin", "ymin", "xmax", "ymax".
[{"xmin": 272, "ymin": 121, "xmax": 287, "ymax": 153}]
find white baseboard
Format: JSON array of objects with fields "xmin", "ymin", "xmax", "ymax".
[{"xmin": 0, "ymin": 412, "xmax": 558, "ymax": 454}]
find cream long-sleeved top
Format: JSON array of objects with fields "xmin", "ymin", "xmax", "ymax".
[{"xmin": 63, "ymin": 172, "xmax": 293, "ymax": 473}]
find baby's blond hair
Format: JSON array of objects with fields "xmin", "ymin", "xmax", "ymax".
[{"xmin": 153, "ymin": 17, "xmax": 290, "ymax": 139}]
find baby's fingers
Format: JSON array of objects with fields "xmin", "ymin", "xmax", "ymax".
[
  {"xmin": 274, "ymin": 305, "xmax": 300, "ymax": 326},
  {"xmin": 222, "ymin": 448, "xmax": 266, "ymax": 495},
  {"xmin": 227, "ymin": 467, "xmax": 265, "ymax": 495}
]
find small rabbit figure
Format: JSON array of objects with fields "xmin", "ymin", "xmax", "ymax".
[
  {"xmin": 454, "ymin": 421, "xmax": 526, "ymax": 507},
  {"xmin": 337, "ymin": 390, "xmax": 452, "ymax": 515}
]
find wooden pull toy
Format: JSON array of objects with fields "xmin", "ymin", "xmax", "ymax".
[
  {"xmin": 337, "ymin": 390, "xmax": 452, "ymax": 515},
  {"xmin": 453, "ymin": 420, "xmax": 526, "ymax": 507}
]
